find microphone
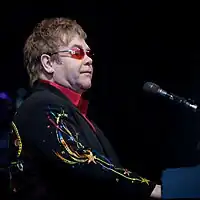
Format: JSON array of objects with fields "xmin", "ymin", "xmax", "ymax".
[{"xmin": 143, "ymin": 82, "xmax": 198, "ymax": 111}]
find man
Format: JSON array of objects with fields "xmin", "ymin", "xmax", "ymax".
[{"xmin": 14, "ymin": 17, "xmax": 161, "ymax": 199}]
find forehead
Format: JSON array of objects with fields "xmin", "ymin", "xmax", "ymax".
[{"xmin": 60, "ymin": 35, "xmax": 90, "ymax": 50}]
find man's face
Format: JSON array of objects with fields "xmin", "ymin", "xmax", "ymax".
[{"xmin": 51, "ymin": 36, "xmax": 93, "ymax": 93}]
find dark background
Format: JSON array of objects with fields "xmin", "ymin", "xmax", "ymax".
[{"xmin": 1, "ymin": 1, "xmax": 200, "ymax": 183}]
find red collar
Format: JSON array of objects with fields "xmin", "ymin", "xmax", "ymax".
[{"xmin": 40, "ymin": 80, "xmax": 88, "ymax": 115}]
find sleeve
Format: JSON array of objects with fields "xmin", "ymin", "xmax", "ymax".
[{"xmin": 15, "ymin": 102, "xmax": 156, "ymax": 199}]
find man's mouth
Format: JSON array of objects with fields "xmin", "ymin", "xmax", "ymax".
[{"xmin": 80, "ymin": 71, "xmax": 92, "ymax": 74}]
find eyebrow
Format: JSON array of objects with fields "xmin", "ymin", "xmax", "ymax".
[{"xmin": 71, "ymin": 44, "xmax": 91, "ymax": 51}]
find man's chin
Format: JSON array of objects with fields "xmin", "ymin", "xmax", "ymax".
[
  {"xmin": 80, "ymin": 83, "xmax": 92, "ymax": 92},
  {"xmin": 83, "ymin": 85, "xmax": 92, "ymax": 90}
]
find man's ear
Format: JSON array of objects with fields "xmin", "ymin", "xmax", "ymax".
[{"xmin": 40, "ymin": 54, "xmax": 54, "ymax": 73}]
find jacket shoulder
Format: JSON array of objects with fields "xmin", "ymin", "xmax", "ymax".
[
  {"xmin": 19, "ymin": 90, "xmax": 67, "ymax": 109},
  {"xmin": 14, "ymin": 90, "xmax": 73, "ymax": 124}
]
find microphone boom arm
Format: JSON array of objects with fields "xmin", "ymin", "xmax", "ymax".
[{"xmin": 158, "ymin": 89, "xmax": 198, "ymax": 111}]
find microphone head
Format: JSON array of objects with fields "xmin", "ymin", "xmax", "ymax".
[{"xmin": 143, "ymin": 82, "xmax": 160, "ymax": 94}]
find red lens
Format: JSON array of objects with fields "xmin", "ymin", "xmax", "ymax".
[
  {"xmin": 70, "ymin": 48, "xmax": 94, "ymax": 60},
  {"xmin": 71, "ymin": 48, "xmax": 85, "ymax": 60}
]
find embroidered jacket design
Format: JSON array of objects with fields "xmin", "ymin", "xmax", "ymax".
[{"xmin": 47, "ymin": 107, "xmax": 150, "ymax": 185}]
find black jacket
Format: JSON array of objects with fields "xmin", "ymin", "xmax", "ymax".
[{"xmin": 13, "ymin": 81, "xmax": 156, "ymax": 199}]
